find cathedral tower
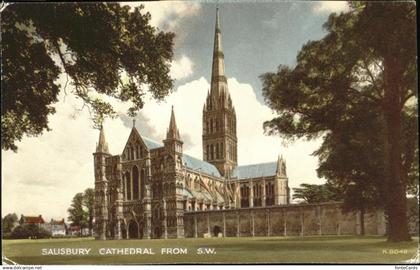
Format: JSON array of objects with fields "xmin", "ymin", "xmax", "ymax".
[
  {"xmin": 93, "ymin": 125, "xmax": 111, "ymax": 240},
  {"xmin": 163, "ymin": 107, "xmax": 185, "ymax": 238},
  {"xmin": 203, "ymin": 8, "xmax": 238, "ymax": 177}
]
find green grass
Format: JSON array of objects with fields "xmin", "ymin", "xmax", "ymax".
[{"xmin": 2, "ymin": 236, "xmax": 419, "ymax": 264}]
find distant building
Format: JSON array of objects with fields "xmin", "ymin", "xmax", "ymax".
[
  {"xmin": 67, "ymin": 225, "xmax": 90, "ymax": 236},
  {"xmin": 67, "ymin": 226, "xmax": 81, "ymax": 236},
  {"xmin": 44, "ymin": 219, "xmax": 66, "ymax": 237},
  {"xmin": 19, "ymin": 215, "xmax": 46, "ymax": 228}
]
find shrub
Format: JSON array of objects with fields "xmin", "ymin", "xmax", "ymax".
[{"xmin": 9, "ymin": 224, "xmax": 52, "ymax": 239}]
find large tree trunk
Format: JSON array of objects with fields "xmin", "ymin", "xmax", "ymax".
[
  {"xmin": 383, "ymin": 57, "xmax": 411, "ymax": 242},
  {"xmin": 360, "ymin": 206, "xmax": 365, "ymax": 236}
]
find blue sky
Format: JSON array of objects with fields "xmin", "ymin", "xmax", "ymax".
[{"xmin": 170, "ymin": 1, "xmax": 335, "ymax": 102}]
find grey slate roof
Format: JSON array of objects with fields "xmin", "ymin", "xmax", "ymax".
[
  {"xmin": 231, "ymin": 162, "xmax": 277, "ymax": 179},
  {"xmin": 141, "ymin": 136, "xmax": 221, "ymax": 177},
  {"xmin": 182, "ymin": 154, "xmax": 221, "ymax": 177},
  {"xmin": 142, "ymin": 136, "xmax": 163, "ymax": 150}
]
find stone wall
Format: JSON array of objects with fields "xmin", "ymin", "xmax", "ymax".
[{"xmin": 183, "ymin": 202, "xmax": 386, "ymax": 238}]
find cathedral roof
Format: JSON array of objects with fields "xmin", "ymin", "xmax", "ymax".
[
  {"xmin": 141, "ymin": 136, "xmax": 162, "ymax": 150},
  {"xmin": 231, "ymin": 162, "xmax": 278, "ymax": 179},
  {"xmin": 141, "ymin": 136, "xmax": 221, "ymax": 177},
  {"xmin": 182, "ymin": 186, "xmax": 224, "ymax": 203},
  {"xmin": 182, "ymin": 155, "xmax": 221, "ymax": 177}
]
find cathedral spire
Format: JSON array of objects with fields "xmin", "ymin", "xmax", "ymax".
[
  {"xmin": 166, "ymin": 106, "xmax": 180, "ymax": 140},
  {"xmin": 96, "ymin": 124, "xmax": 109, "ymax": 153},
  {"xmin": 211, "ymin": 7, "xmax": 227, "ymax": 95}
]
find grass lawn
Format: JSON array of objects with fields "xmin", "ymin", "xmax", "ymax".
[{"xmin": 2, "ymin": 235, "xmax": 419, "ymax": 264}]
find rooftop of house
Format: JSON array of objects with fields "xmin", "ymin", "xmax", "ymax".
[{"xmin": 21, "ymin": 215, "xmax": 45, "ymax": 224}]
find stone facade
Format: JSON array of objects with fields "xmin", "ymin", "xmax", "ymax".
[
  {"xmin": 93, "ymin": 9, "xmax": 292, "ymax": 240},
  {"xmin": 92, "ymin": 9, "xmax": 387, "ymax": 240}
]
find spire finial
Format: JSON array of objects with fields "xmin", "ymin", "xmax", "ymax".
[
  {"xmin": 167, "ymin": 105, "xmax": 180, "ymax": 140},
  {"xmin": 216, "ymin": 6, "xmax": 220, "ymax": 29},
  {"xmin": 96, "ymin": 124, "xmax": 109, "ymax": 153},
  {"xmin": 132, "ymin": 118, "xmax": 136, "ymax": 128}
]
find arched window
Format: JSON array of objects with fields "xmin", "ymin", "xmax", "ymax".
[
  {"xmin": 210, "ymin": 119, "xmax": 213, "ymax": 133},
  {"xmin": 210, "ymin": 144, "xmax": 214, "ymax": 160},
  {"xmin": 140, "ymin": 169, "xmax": 145, "ymax": 198},
  {"xmin": 220, "ymin": 142, "xmax": 224, "ymax": 158},
  {"xmin": 206, "ymin": 144, "xmax": 210, "ymax": 160},
  {"xmin": 216, "ymin": 144, "xmax": 219, "ymax": 159},
  {"xmin": 132, "ymin": 166, "xmax": 139, "ymax": 200},
  {"xmin": 240, "ymin": 185, "xmax": 250, "ymax": 208},
  {"xmin": 125, "ymin": 172, "xmax": 131, "ymax": 200}
]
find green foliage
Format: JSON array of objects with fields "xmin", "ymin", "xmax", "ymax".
[
  {"xmin": 261, "ymin": 2, "xmax": 417, "ymax": 241},
  {"xmin": 1, "ymin": 3, "xmax": 175, "ymax": 151},
  {"xmin": 67, "ymin": 192, "xmax": 87, "ymax": 229},
  {"xmin": 292, "ymin": 183, "xmax": 341, "ymax": 204},
  {"xmin": 67, "ymin": 188, "xmax": 94, "ymax": 235},
  {"xmin": 9, "ymin": 224, "xmax": 51, "ymax": 239},
  {"xmin": 2, "ymin": 213, "xmax": 19, "ymax": 234},
  {"xmin": 83, "ymin": 188, "xmax": 94, "ymax": 234}
]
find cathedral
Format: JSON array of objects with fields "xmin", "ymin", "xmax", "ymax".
[{"xmin": 93, "ymin": 9, "xmax": 290, "ymax": 240}]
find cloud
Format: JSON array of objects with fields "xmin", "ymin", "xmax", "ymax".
[
  {"xmin": 170, "ymin": 55, "xmax": 194, "ymax": 80},
  {"xmin": 143, "ymin": 2, "xmax": 200, "ymax": 31},
  {"xmin": 312, "ymin": 1, "xmax": 350, "ymax": 14},
  {"xmin": 2, "ymin": 74, "xmax": 324, "ymax": 220},
  {"xmin": 124, "ymin": 1, "xmax": 201, "ymax": 31}
]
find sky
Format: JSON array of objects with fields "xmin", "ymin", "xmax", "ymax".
[{"xmin": 1, "ymin": 1, "xmax": 350, "ymax": 221}]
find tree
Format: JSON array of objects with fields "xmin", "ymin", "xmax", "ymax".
[
  {"xmin": 261, "ymin": 2, "xmax": 416, "ymax": 241},
  {"xmin": 68, "ymin": 188, "xmax": 95, "ymax": 236},
  {"xmin": 83, "ymin": 188, "xmax": 94, "ymax": 236},
  {"xmin": 9, "ymin": 224, "xmax": 51, "ymax": 239},
  {"xmin": 1, "ymin": 3, "xmax": 175, "ymax": 151},
  {"xmin": 67, "ymin": 192, "xmax": 87, "ymax": 235},
  {"xmin": 292, "ymin": 183, "xmax": 341, "ymax": 204},
  {"xmin": 2, "ymin": 213, "xmax": 18, "ymax": 235}
]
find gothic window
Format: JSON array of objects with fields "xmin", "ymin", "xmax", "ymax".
[
  {"xmin": 220, "ymin": 142, "xmax": 224, "ymax": 158},
  {"xmin": 206, "ymin": 144, "xmax": 210, "ymax": 160},
  {"xmin": 122, "ymin": 174, "xmax": 126, "ymax": 200},
  {"xmin": 210, "ymin": 119, "xmax": 213, "ymax": 133},
  {"xmin": 140, "ymin": 169, "xmax": 145, "ymax": 198},
  {"xmin": 210, "ymin": 144, "xmax": 214, "ymax": 160},
  {"xmin": 125, "ymin": 172, "xmax": 131, "ymax": 200},
  {"xmin": 132, "ymin": 166, "xmax": 139, "ymax": 200},
  {"xmin": 216, "ymin": 144, "xmax": 219, "ymax": 159},
  {"xmin": 265, "ymin": 182, "xmax": 275, "ymax": 206},
  {"xmin": 253, "ymin": 184, "xmax": 262, "ymax": 207},
  {"xmin": 240, "ymin": 185, "xmax": 250, "ymax": 208}
]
